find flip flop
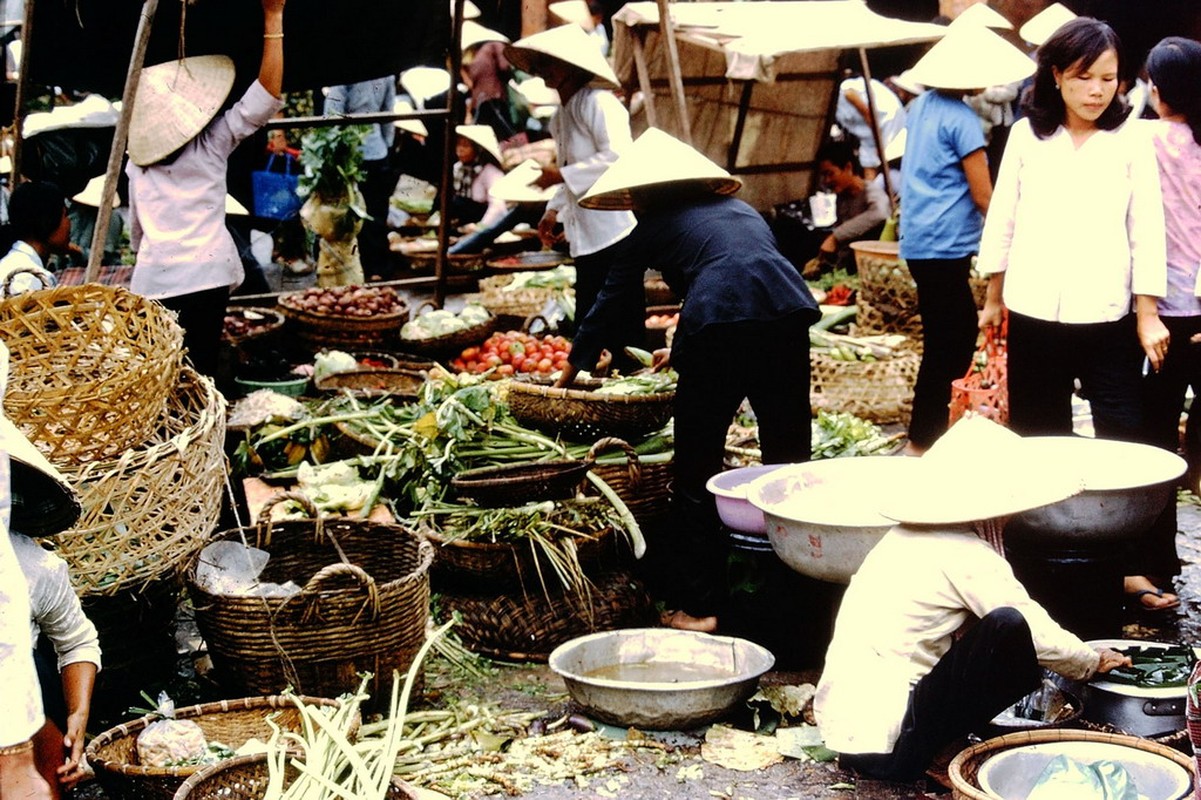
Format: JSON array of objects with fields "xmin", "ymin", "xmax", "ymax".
[{"xmin": 1128, "ymin": 587, "xmax": 1180, "ymax": 613}]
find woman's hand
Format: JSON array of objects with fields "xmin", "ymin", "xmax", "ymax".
[
  {"xmin": 57, "ymin": 713, "xmax": 88, "ymax": 789},
  {"xmin": 650, "ymin": 348, "xmax": 671, "ymax": 372},
  {"xmin": 1095, "ymin": 647, "xmax": 1133, "ymax": 674},
  {"xmin": 553, "ymin": 362, "xmax": 579, "ymax": 388},
  {"xmin": 537, "ymin": 209, "xmax": 561, "ymax": 248},
  {"xmin": 535, "ymin": 166, "xmax": 562, "ymax": 189},
  {"xmin": 1136, "ymin": 296, "xmax": 1169, "ymax": 373},
  {"xmin": 978, "ymin": 298, "xmax": 1006, "ymax": 330}
]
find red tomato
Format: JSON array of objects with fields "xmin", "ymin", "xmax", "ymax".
[
  {"xmin": 537, "ymin": 357, "xmax": 553, "ymax": 373},
  {"xmin": 499, "ymin": 350, "xmax": 512, "ymax": 363},
  {"xmin": 486, "ymin": 354, "xmax": 502, "ymax": 368},
  {"xmin": 512, "ymin": 354, "xmax": 526, "ymax": 370},
  {"xmin": 461, "ymin": 346, "xmax": 480, "ymax": 360},
  {"xmin": 497, "ymin": 364, "xmax": 515, "ymax": 377},
  {"xmin": 520, "ymin": 360, "xmax": 537, "ymax": 373}
]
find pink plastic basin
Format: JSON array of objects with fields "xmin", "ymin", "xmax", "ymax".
[{"xmin": 706, "ymin": 464, "xmax": 786, "ymax": 534}]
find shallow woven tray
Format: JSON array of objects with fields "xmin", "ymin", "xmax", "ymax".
[
  {"xmin": 439, "ymin": 570, "xmax": 655, "ymax": 662},
  {"xmin": 174, "ymin": 753, "xmax": 418, "ymax": 800},
  {"xmin": 809, "ymin": 347, "xmax": 920, "ymax": 425},
  {"xmin": 86, "ymin": 695, "xmax": 349, "ymax": 800},
  {"xmin": 400, "ymin": 305, "xmax": 498, "ymax": 358},
  {"xmin": 505, "ymin": 380, "xmax": 675, "ymax": 443},
  {"xmin": 485, "ymin": 250, "xmax": 571, "ymax": 271},
  {"xmin": 222, "ymin": 307, "xmax": 285, "ymax": 347},
  {"xmin": 450, "ymin": 459, "xmax": 595, "ymax": 505},
  {"xmin": 947, "ymin": 727, "xmax": 1195, "ymax": 800},
  {"xmin": 185, "ymin": 501, "xmax": 433, "ymax": 704},
  {"xmin": 0, "ymin": 284, "xmax": 183, "ymax": 464},
  {"xmin": 314, "ymin": 368, "xmax": 426, "ymax": 399},
  {"xmin": 406, "ymin": 250, "xmax": 487, "ymax": 273},
  {"xmin": 277, "ymin": 291, "xmax": 409, "ymax": 351},
  {"xmin": 55, "ymin": 368, "xmax": 226, "ymax": 596}
]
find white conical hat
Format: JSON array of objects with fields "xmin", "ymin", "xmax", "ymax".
[
  {"xmin": 579, "ymin": 128, "xmax": 741, "ymax": 210},
  {"xmin": 400, "ymin": 67, "xmax": 451, "ymax": 108},
  {"xmin": 877, "ymin": 416, "xmax": 1083, "ymax": 525},
  {"xmin": 884, "ymin": 127, "xmax": 907, "ymax": 163},
  {"xmin": 891, "ymin": 68, "xmax": 925, "ymax": 96},
  {"xmin": 461, "ymin": 19, "xmax": 509, "ymax": 51},
  {"xmin": 457, "ymin": 0, "xmax": 481, "ymax": 19},
  {"xmin": 489, "ymin": 158, "xmax": 557, "ymax": 203},
  {"xmin": 511, "ymin": 76, "xmax": 560, "ymax": 107},
  {"xmin": 456, "ymin": 124, "xmax": 503, "ymax": 164},
  {"xmin": 225, "ymin": 194, "xmax": 249, "ymax": 216},
  {"xmin": 127, "ymin": 55, "xmax": 236, "ymax": 167},
  {"xmin": 954, "ymin": 3, "xmax": 1013, "ymax": 30},
  {"xmin": 505, "ymin": 24, "xmax": 619, "ymax": 89},
  {"xmin": 1019, "ymin": 3, "xmax": 1078, "ymax": 46},
  {"xmin": 549, "ymin": 0, "xmax": 596, "ymax": 31},
  {"xmin": 72, "ymin": 175, "xmax": 120, "ymax": 208},
  {"xmin": 906, "ymin": 22, "xmax": 1035, "ymax": 90},
  {"xmin": 392, "ymin": 99, "xmax": 429, "ymax": 137}
]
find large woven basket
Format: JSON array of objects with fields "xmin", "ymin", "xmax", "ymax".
[
  {"xmin": 450, "ymin": 459, "xmax": 595, "ymax": 505},
  {"xmin": 185, "ymin": 497, "xmax": 433, "ymax": 705},
  {"xmin": 174, "ymin": 753, "xmax": 418, "ymax": 800},
  {"xmin": 854, "ymin": 297, "xmax": 922, "ymax": 337},
  {"xmin": 439, "ymin": 569, "xmax": 656, "ymax": 662},
  {"xmin": 399, "ymin": 303, "xmax": 498, "ymax": 359},
  {"xmin": 277, "ymin": 291, "xmax": 409, "ymax": 352},
  {"xmin": 87, "ymin": 695, "xmax": 350, "ymax": 800},
  {"xmin": 809, "ymin": 347, "xmax": 920, "ymax": 425},
  {"xmin": 53, "ymin": 367, "xmax": 225, "ymax": 596},
  {"xmin": 587, "ymin": 437, "xmax": 673, "ymax": 525},
  {"xmin": 851, "ymin": 239, "xmax": 916, "ymax": 310},
  {"xmin": 947, "ymin": 728, "xmax": 1195, "ymax": 800},
  {"xmin": 0, "ymin": 284, "xmax": 183, "ymax": 463},
  {"xmin": 505, "ymin": 380, "xmax": 675, "ymax": 443}
]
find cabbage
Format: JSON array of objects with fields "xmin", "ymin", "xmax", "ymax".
[{"xmin": 313, "ymin": 350, "xmax": 359, "ymax": 382}]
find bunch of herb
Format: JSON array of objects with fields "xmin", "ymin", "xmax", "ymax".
[{"xmin": 299, "ymin": 125, "xmax": 370, "ymax": 210}]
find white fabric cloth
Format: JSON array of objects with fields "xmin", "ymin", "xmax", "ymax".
[
  {"xmin": 546, "ymin": 87, "xmax": 636, "ymax": 257},
  {"xmin": 0, "ymin": 449, "xmax": 42, "ymax": 747},
  {"xmin": 815, "ymin": 525, "xmax": 1099, "ymax": 755},
  {"xmin": 127, "ymin": 80, "xmax": 284, "ymax": 300},
  {"xmin": 11, "ymin": 533, "xmax": 100, "ymax": 673},
  {"xmin": 975, "ymin": 118, "xmax": 1167, "ymax": 322},
  {"xmin": 835, "ymin": 77, "xmax": 906, "ymax": 170},
  {"xmin": 0, "ymin": 241, "xmax": 55, "ymax": 296}
]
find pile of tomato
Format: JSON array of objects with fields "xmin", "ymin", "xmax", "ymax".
[{"xmin": 450, "ymin": 331, "xmax": 572, "ymax": 378}]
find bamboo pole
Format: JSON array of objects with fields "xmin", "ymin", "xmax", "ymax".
[
  {"xmin": 857, "ymin": 47, "xmax": 895, "ymax": 214},
  {"xmin": 655, "ymin": 0, "xmax": 690, "ymax": 144},
  {"xmin": 434, "ymin": 0, "xmax": 466, "ymax": 307},
  {"xmin": 628, "ymin": 27, "xmax": 656, "ymax": 128},
  {"xmin": 9, "ymin": 0, "xmax": 34, "ymax": 183},
  {"xmin": 85, "ymin": 0, "xmax": 159, "ymax": 283}
]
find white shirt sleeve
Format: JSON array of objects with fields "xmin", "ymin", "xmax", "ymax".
[
  {"xmin": 0, "ymin": 463, "xmax": 42, "ymax": 746},
  {"xmin": 14, "ymin": 534, "xmax": 101, "ymax": 672},
  {"xmin": 975, "ymin": 119, "xmax": 1026, "ymax": 276},
  {"xmin": 1127, "ymin": 121, "xmax": 1168, "ymax": 299},
  {"xmin": 558, "ymin": 91, "xmax": 632, "ymax": 199}
]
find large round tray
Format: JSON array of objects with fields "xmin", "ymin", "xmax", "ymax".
[
  {"xmin": 277, "ymin": 290, "xmax": 409, "ymax": 351},
  {"xmin": 486, "ymin": 250, "xmax": 572, "ymax": 271}
]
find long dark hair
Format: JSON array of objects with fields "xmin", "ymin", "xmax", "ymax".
[
  {"xmin": 1146, "ymin": 36, "xmax": 1201, "ymax": 145},
  {"xmin": 0, "ymin": 181, "xmax": 66, "ymax": 255},
  {"xmin": 1023, "ymin": 17, "xmax": 1129, "ymax": 139}
]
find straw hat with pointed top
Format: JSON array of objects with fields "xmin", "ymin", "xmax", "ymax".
[
  {"xmin": 454, "ymin": 0, "xmax": 481, "ymax": 20},
  {"xmin": 392, "ymin": 99, "xmax": 429, "ymax": 137},
  {"xmin": 1019, "ymin": 2, "xmax": 1078, "ymax": 46},
  {"xmin": 0, "ymin": 343, "xmax": 80, "ymax": 537},
  {"xmin": 906, "ymin": 22, "xmax": 1034, "ymax": 90},
  {"xmin": 489, "ymin": 159, "xmax": 557, "ymax": 203},
  {"xmin": 549, "ymin": 0, "xmax": 597, "ymax": 31},
  {"xmin": 461, "ymin": 19, "xmax": 509, "ymax": 51},
  {"xmin": 456, "ymin": 124, "xmax": 503, "ymax": 164},
  {"xmin": 505, "ymin": 24, "xmax": 620, "ymax": 89},
  {"xmin": 890, "ymin": 68, "xmax": 925, "ymax": 97},
  {"xmin": 579, "ymin": 128, "xmax": 741, "ymax": 210},
  {"xmin": 953, "ymin": 2, "xmax": 1014, "ymax": 30},
  {"xmin": 877, "ymin": 416, "xmax": 1083, "ymax": 526},
  {"xmin": 127, "ymin": 55, "xmax": 236, "ymax": 167},
  {"xmin": 72, "ymin": 175, "xmax": 120, "ymax": 209}
]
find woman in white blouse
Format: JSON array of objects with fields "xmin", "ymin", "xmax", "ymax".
[{"xmin": 976, "ymin": 17, "xmax": 1168, "ymax": 442}]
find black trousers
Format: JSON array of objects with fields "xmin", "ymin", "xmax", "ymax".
[
  {"xmin": 1007, "ymin": 310, "xmax": 1143, "ymax": 440},
  {"xmin": 573, "ymin": 241, "xmax": 645, "ymax": 373},
  {"xmin": 359, "ymin": 156, "xmax": 398, "ymax": 279},
  {"xmin": 161, "ymin": 285, "xmax": 231, "ymax": 379},
  {"xmin": 650, "ymin": 313, "xmax": 812, "ymax": 617},
  {"xmin": 907, "ymin": 257, "xmax": 979, "ymax": 448},
  {"xmin": 840, "ymin": 607, "xmax": 1042, "ymax": 782}
]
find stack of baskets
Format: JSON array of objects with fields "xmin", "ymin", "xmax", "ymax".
[
  {"xmin": 809, "ymin": 345, "xmax": 921, "ymax": 425},
  {"xmin": 185, "ymin": 495, "xmax": 433, "ymax": 705},
  {"xmin": 0, "ymin": 285, "xmax": 223, "ymax": 671},
  {"xmin": 850, "ymin": 240, "xmax": 922, "ymax": 337}
]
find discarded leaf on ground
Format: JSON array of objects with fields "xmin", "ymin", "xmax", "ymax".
[{"xmin": 701, "ymin": 724, "xmax": 784, "ymax": 771}]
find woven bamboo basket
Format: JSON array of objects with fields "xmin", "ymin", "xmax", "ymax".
[
  {"xmin": 438, "ymin": 570, "xmax": 656, "ymax": 662},
  {"xmin": 87, "ymin": 695, "xmax": 350, "ymax": 800},
  {"xmin": 851, "ymin": 240, "xmax": 918, "ymax": 313},
  {"xmin": 506, "ymin": 381, "xmax": 675, "ymax": 443},
  {"xmin": 399, "ymin": 302, "xmax": 498, "ymax": 358},
  {"xmin": 277, "ymin": 291, "xmax": 409, "ymax": 352},
  {"xmin": 222, "ymin": 307, "xmax": 285, "ymax": 347},
  {"xmin": 450, "ymin": 459, "xmax": 595, "ymax": 505},
  {"xmin": 52, "ymin": 368, "xmax": 225, "ymax": 596},
  {"xmin": 174, "ymin": 753, "xmax": 418, "ymax": 800},
  {"xmin": 587, "ymin": 437, "xmax": 673, "ymax": 525},
  {"xmin": 185, "ymin": 497, "xmax": 433, "ymax": 704},
  {"xmin": 0, "ymin": 284, "xmax": 183, "ymax": 463},
  {"xmin": 947, "ymin": 728, "xmax": 1195, "ymax": 800},
  {"xmin": 854, "ymin": 297, "xmax": 922, "ymax": 337},
  {"xmin": 405, "ymin": 250, "xmax": 487, "ymax": 274},
  {"xmin": 809, "ymin": 348, "xmax": 920, "ymax": 425}
]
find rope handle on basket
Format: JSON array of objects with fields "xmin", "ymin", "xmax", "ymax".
[
  {"xmin": 588, "ymin": 437, "xmax": 642, "ymax": 493},
  {"xmin": 414, "ymin": 300, "xmax": 439, "ymax": 316},
  {"xmin": 522, "ymin": 314, "xmax": 550, "ymax": 334},
  {"xmin": 256, "ymin": 491, "xmax": 322, "ymax": 548},
  {"xmin": 287, "ymin": 562, "xmax": 381, "ymax": 626},
  {"xmin": 0, "ymin": 265, "xmax": 55, "ymax": 299}
]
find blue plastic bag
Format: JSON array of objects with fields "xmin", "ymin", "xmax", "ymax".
[{"xmin": 251, "ymin": 154, "xmax": 302, "ymax": 220}]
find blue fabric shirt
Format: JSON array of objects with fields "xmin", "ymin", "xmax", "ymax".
[{"xmin": 899, "ymin": 90, "xmax": 986, "ymax": 260}]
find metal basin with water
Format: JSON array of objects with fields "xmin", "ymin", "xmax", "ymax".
[{"xmin": 747, "ymin": 458, "xmax": 910, "ymax": 584}]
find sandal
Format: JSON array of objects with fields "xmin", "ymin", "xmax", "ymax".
[{"xmin": 1127, "ymin": 587, "xmax": 1180, "ymax": 613}]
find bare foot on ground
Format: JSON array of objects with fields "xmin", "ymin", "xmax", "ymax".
[{"xmin": 660, "ymin": 610, "xmax": 719, "ymax": 633}]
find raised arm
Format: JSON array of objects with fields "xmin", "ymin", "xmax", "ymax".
[{"xmin": 259, "ymin": 0, "xmax": 286, "ymax": 98}]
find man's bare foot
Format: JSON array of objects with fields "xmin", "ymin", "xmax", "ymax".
[
  {"xmin": 1124, "ymin": 575, "xmax": 1179, "ymax": 611},
  {"xmin": 660, "ymin": 609, "xmax": 718, "ymax": 633},
  {"xmin": 901, "ymin": 440, "xmax": 927, "ymax": 457}
]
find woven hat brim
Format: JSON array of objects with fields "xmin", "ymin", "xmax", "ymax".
[
  {"xmin": 1, "ymin": 416, "xmax": 80, "ymax": 537},
  {"xmin": 907, "ymin": 24, "xmax": 1034, "ymax": 90},
  {"xmin": 1019, "ymin": 2, "xmax": 1078, "ymax": 46},
  {"xmin": 128, "ymin": 55, "xmax": 235, "ymax": 167},
  {"xmin": 953, "ymin": 2, "xmax": 1014, "ymax": 30},
  {"xmin": 461, "ymin": 20, "xmax": 509, "ymax": 51},
  {"xmin": 489, "ymin": 159, "xmax": 557, "ymax": 203},
  {"xmin": 72, "ymin": 175, "xmax": 120, "ymax": 209},
  {"xmin": 457, "ymin": 124, "xmax": 503, "ymax": 164},
  {"xmin": 579, "ymin": 128, "xmax": 741, "ymax": 210},
  {"xmin": 505, "ymin": 25, "xmax": 620, "ymax": 89}
]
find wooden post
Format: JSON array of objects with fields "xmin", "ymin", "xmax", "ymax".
[
  {"xmin": 857, "ymin": 47, "xmax": 896, "ymax": 214},
  {"xmin": 85, "ymin": 0, "xmax": 159, "ymax": 284},
  {"xmin": 655, "ymin": 0, "xmax": 690, "ymax": 144},
  {"xmin": 9, "ymin": 0, "xmax": 35, "ymax": 183},
  {"xmin": 629, "ymin": 27, "xmax": 656, "ymax": 128},
  {"xmin": 434, "ymin": 0, "xmax": 466, "ymax": 307}
]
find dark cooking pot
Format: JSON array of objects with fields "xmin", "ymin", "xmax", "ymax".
[{"xmin": 1072, "ymin": 639, "xmax": 1193, "ymax": 738}]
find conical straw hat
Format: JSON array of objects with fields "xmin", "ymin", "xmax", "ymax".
[
  {"xmin": 549, "ymin": 0, "xmax": 596, "ymax": 31},
  {"xmin": 128, "ymin": 55, "xmax": 235, "ymax": 167},
  {"xmin": 579, "ymin": 128, "xmax": 741, "ymax": 210},
  {"xmin": 505, "ymin": 24, "xmax": 619, "ymax": 89},
  {"xmin": 72, "ymin": 175, "xmax": 120, "ymax": 208},
  {"xmin": 456, "ymin": 124, "xmax": 503, "ymax": 164},
  {"xmin": 489, "ymin": 158, "xmax": 557, "ymax": 203},
  {"xmin": 400, "ymin": 67, "xmax": 451, "ymax": 108},
  {"xmin": 877, "ymin": 416, "xmax": 1083, "ymax": 525},
  {"xmin": 461, "ymin": 20, "xmax": 509, "ymax": 51},
  {"xmin": 458, "ymin": 0, "xmax": 481, "ymax": 19},
  {"xmin": 1019, "ymin": 2, "xmax": 1077, "ymax": 46},
  {"xmin": 906, "ymin": 22, "xmax": 1034, "ymax": 90},
  {"xmin": 953, "ymin": 3, "xmax": 1013, "ymax": 30},
  {"xmin": 392, "ymin": 99, "xmax": 429, "ymax": 137},
  {"xmin": 225, "ymin": 194, "xmax": 249, "ymax": 216}
]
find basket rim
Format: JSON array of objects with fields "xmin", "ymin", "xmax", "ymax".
[
  {"xmin": 174, "ymin": 752, "xmax": 418, "ymax": 799},
  {"xmin": 85, "ymin": 695, "xmax": 342, "ymax": 778},
  {"xmin": 223, "ymin": 307, "xmax": 286, "ymax": 345},
  {"xmin": 421, "ymin": 520, "xmax": 614, "ymax": 553},
  {"xmin": 506, "ymin": 380, "xmax": 675, "ymax": 406},
  {"xmin": 452, "ymin": 458, "xmax": 594, "ymax": 485},
  {"xmin": 400, "ymin": 312, "xmax": 497, "ymax": 348},
  {"xmin": 314, "ymin": 367, "xmax": 426, "ymax": 395},
  {"xmin": 277, "ymin": 291, "xmax": 408, "ymax": 323}
]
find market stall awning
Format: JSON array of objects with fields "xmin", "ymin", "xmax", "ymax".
[{"xmin": 611, "ymin": 1, "xmax": 946, "ymax": 210}]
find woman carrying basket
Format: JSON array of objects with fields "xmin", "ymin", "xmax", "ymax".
[{"xmin": 556, "ymin": 129, "xmax": 819, "ymax": 633}]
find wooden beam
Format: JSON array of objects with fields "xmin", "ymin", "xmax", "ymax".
[
  {"xmin": 857, "ymin": 47, "xmax": 896, "ymax": 214},
  {"xmin": 434, "ymin": 0, "xmax": 467, "ymax": 306},
  {"xmin": 655, "ymin": 0, "xmax": 690, "ymax": 144},
  {"xmin": 629, "ymin": 27, "xmax": 656, "ymax": 128},
  {"xmin": 9, "ymin": 0, "xmax": 34, "ymax": 183},
  {"xmin": 726, "ymin": 80, "xmax": 754, "ymax": 171},
  {"xmin": 85, "ymin": 0, "xmax": 159, "ymax": 284}
]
